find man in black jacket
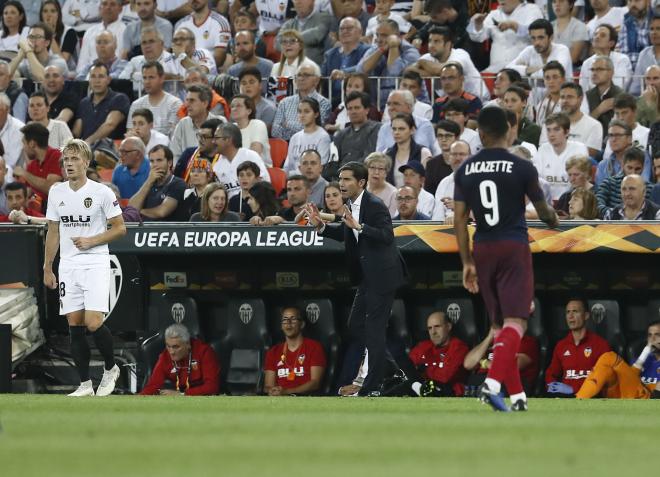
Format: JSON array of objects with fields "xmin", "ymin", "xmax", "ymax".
[{"xmin": 306, "ymin": 161, "xmax": 407, "ymax": 395}]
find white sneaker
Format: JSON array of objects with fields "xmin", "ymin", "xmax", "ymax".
[
  {"xmin": 96, "ymin": 364, "xmax": 120, "ymax": 396},
  {"xmin": 68, "ymin": 380, "xmax": 95, "ymax": 397}
]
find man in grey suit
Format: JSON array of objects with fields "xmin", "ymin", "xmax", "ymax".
[
  {"xmin": 277, "ymin": 0, "xmax": 335, "ymax": 65},
  {"xmin": 306, "ymin": 162, "xmax": 407, "ymax": 396}
]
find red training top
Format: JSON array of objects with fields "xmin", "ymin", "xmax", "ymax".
[
  {"xmin": 476, "ymin": 335, "xmax": 540, "ymax": 389},
  {"xmin": 409, "ymin": 336, "xmax": 469, "ymax": 397},
  {"xmin": 26, "ymin": 147, "xmax": 62, "ymax": 202},
  {"xmin": 264, "ymin": 338, "xmax": 326, "ymax": 390},
  {"xmin": 140, "ymin": 338, "xmax": 220, "ymax": 395},
  {"xmin": 545, "ymin": 330, "xmax": 611, "ymax": 393}
]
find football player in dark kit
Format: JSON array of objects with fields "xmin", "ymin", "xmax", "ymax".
[{"xmin": 453, "ymin": 107, "xmax": 558, "ymax": 412}]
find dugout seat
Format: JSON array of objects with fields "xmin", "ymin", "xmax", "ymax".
[
  {"xmin": 138, "ymin": 332, "xmax": 165, "ymax": 390},
  {"xmin": 546, "ymin": 304, "xmax": 570, "ymax": 347},
  {"xmin": 218, "ymin": 298, "xmax": 270, "ymax": 395},
  {"xmin": 527, "ymin": 298, "xmax": 548, "ymax": 396},
  {"xmin": 387, "ymin": 299, "xmax": 412, "ymax": 354},
  {"xmin": 647, "ymin": 300, "xmax": 660, "ymax": 327},
  {"xmin": 623, "ymin": 304, "xmax": 651, "ymax": 343},
  {"xmin": 587, "ymin": 300, "xmax": 626, "ymax": 357},
  {"xmin": 151, "ymin": 293, "xmax": 201, "ymax": 337},
  {"xmin": 435, "ymin": 298, "xmax": 480, "ymax": 347}
]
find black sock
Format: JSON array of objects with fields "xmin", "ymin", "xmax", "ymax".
[
  {"xmin": 92, "ymin": 325, "xmax": 115, "ymax": 371},
  {"xmin": 69, "ymin": 326, "xmax": 90, "ymax": 382}
]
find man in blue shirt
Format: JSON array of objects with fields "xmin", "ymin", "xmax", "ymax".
[
  {"xmin": 112, "ymin": 137, "xmax": 149, "ymax": 199},
  {"xmin": 321, "ymin": 17, "xmax": 370, "ymax": 107}
]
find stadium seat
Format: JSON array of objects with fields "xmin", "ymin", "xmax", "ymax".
[
  {"xmin": 546, "ymin": 304, "xmax": 570, "ymax": 347},
  {"xmin": 435, "ymin": 298, "xmax": 480, "ymax": 347},
  {"xmin": 623, "ymin": 304, "xmax": 650, "ymax": 343},
  {"xmin": 217, "ymin": 298, "xmax": 270, "ymax": 395},
  {"xmin": 647, "ymin": 300, "xmax": 660, "ymax": 327},
  {"xmin": 587, "ymin": 300, "xmax": 626, "ymax": 357},
  {"xmin": 299, "ymin": 299, "xmax": 341, "ymax": 395},
  {"xmin": 262, "ymin": 31, "xmax": 281, "ymax": 63},
  {"xmin": 267, "ymin": 167, "xmax": 287, "ymax": 197},
  {"xmin": 527, "ymin": 298, "xmax": 548, "ymax": 396},
  {"xmin": 150, "ymin": 293, "xmax": 201, "ymax": 337},
  {"xmin": 388, "ymin": 299, "xmax": 412, "ymax": 354},
  {"xmin": 269, "ymin": 138, "xmax": 288, "ymax": 168}
]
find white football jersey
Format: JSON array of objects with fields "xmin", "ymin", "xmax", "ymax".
[
  {"xmin": 212, "ymin": 148, "xmax": 270, "ymax": 199},
  {"xmin": 46, "ymin": 180, "xmax": 122, "ymax": 269},
  {"xmin": 175, "ymin": 12, "xmax": 231, "ymax": 52}
]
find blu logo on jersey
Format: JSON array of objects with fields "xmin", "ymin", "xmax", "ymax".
[{"xmin": 61, "ymin": 216, "xmax": 91, "ymax": 223}]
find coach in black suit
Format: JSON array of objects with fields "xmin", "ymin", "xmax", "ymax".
[{"xmin": 306, "ymin": 161, "xmax": 407, "ymax": 395}]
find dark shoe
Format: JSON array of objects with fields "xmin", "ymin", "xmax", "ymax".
[{"xmin": 510, "ymin": 400, "xmax": 528, "ymax": 412}]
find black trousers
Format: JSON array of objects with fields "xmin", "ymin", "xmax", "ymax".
[{"xmin": 347, "ymin": 284, "xmax": 397, "ymax": 395}]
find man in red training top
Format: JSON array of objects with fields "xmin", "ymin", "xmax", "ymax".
[
  {"xmin": 264, "ymin": 306, "xmax": 326, "ymax": 396},
  {"xmin": 408, "ymin": 311, "xmax": 469, "ymax": 397},
  {"xmin": 545, "ymin": 298, "xmax": 610, "ymax": 396},
  {"xmin": 140, "ymin": 323, "xmax": 220, "ymax": 396}
]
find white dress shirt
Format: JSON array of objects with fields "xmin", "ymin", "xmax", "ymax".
[{"xmin": 349, "ymin": 190, "xmax": 364, "ymax": 241}]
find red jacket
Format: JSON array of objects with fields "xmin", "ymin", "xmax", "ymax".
[
  {"xmin": 140, "ymin": 338, "xmax": 220, "ymax": 395},
  {"xmin": 545, "ymin": 330, "xmax": 611, "ymax": 393},
  {"xmin": 264, "ymin": 338, "xmax": 326, "ymax": 390},
  {"xmin": 409, "ymin": 336, "xmax": 469, "ymax": 396}
]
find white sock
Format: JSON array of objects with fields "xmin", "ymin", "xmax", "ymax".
[
  {"xmin": 411, "ymin": 382, "xmax": 422, "ymax": 396},
  {"xmin": 484, "ymin": 378, "xmax": 501, "ymax": 394},
  {"xmin": 510, "ymin": 392, "xmax": 527, "ymax": 403},
  {"xmin": 634, "ymin": 345, "xmax": 653, "ymax": 369}
]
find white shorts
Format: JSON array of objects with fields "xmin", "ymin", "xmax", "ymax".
[{"xmin": 58, "ymin": 267, "xmax": 111, "ymax": 315}]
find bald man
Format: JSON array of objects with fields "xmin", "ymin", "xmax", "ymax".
[
  {"xmin": 604, "ymin": 174, "xmax": 660, "ymax": 220},
  {"xmin": 111, "ymin": 137, "xmax": 150, "ymax": 199},
  {"xmin": 637, "ymin": 65, "xmax": 660, "ymax": 127},
  {"xmin": 76, "ymin": 31, "xmax": 128, "ymax": 80}
]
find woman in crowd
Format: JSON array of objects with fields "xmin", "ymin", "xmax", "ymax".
[
  {"xmin": 283, "ymin": 98, "xmax": 331, "ymax": 176},
  {"xmin": 555, "ymin": 155, "xmax": 596, "ymax": 216},
  {"xmin": 503, "ymin": 85, "xmax": 540, "ymax": 147},
  {"xmin": 551, "ymin": 0, "xmax": 588, "ymax": 66},
  {"xmin": 568, "ymin": 187, "xmax": 599, "ymax": 220},
  {"xmin": 385, "ymin": 112, "xmax": 431, "ymax": 187},
  {"xmin": 247, "ymin": 181, "xmax": 279, "ymax": 225},
  {"xmin": 325, "ymin": 72, "xmax": 381, "ymax": 133},
  {"xmin": 0, "ymin": 1, "xmax": 28, "ymax": 53},
  {"xmin": 323, "ymin": 182, "xmax": 344, "ymax": 217},
  {"xmin": 483, "ymin": 68, "xmax": 522, "ymax": 108},
  {"xmin": 190, "ymin": 182, "xmax": 241, "ymax": 222},
  {"xmin": 230, "ymin": 94, "xmax": 271, "ymax": 166},
  {"xmin": 268, "ymin": 29, "xmax": 318, "ymax": 103},
  {"xmin": 183, "ymin": 159, "xmax": 215, "ymax": 219},
  {"xmin": 40, "ymin": 0, "xmax": 78, "ymax": 68},
  {"xmin": 364, "ymin": 152, "xmax": 398, "ymax": 217},
  {"xmin": 27, "ymin": 91, "xmax": 73, "ymax": 150}
]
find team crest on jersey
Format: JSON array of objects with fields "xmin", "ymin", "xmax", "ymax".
[
  {"xmin": 279, "ymin": 1, "xmax": 286, "ymax": 11},
  {"xmin": 584, "ymin": 346, "xmax": 592, "ymax": 358},
  {"xmin": 192, "ymin": 360, "xmax": 199, "ymax": 371},
  {"xmin": 298, "ymin": 354, "xmax": 305, "ymax": 365},
  {"xmin": 203, "ymin": 30, "xmax": 209, "ymax": 40},
  {"xmin": 83, "ymin": 197, "xmax": 93, "ymax": 208}
]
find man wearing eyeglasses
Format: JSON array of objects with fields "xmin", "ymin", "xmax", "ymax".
[
  {"xmin": 264, "ymin": 306, "xmax": 326, "ymax": 396},
  {"xmin": 392, "ymin": 186, "xmax": 429, "ymax": 220},
  {"xmin": 586, "ymin": 55, "xmax": 625, "ymax": 139},
  {"xmin": 173, "ymin": 117, "xmax": 223, "ymax": 181},
  {"xmin": 7, "ymin": 23, "xmax": 68, "ymax": 83},
  {"xmin": 120, "ymin": 0, "xmax": 173, "ymax": 60},
  {"xmin": 111, "ymin": 137, "xmax": 149, "ymax": 199}
]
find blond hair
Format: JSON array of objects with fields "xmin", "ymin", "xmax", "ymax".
[{"xmin": 62, "ymin": 139, "xmax": 93, "ymax": 163}]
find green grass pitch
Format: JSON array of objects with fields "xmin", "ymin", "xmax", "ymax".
[{"xmin": 0, "ymin": 396, "xmax": 658, "ymax": 477}]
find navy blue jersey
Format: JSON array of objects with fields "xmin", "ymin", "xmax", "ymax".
[{"xmin": 454, "ymin": 148, "xmax": 544, "ymax": 243}]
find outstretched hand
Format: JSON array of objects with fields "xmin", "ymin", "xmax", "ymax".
[
  {"xmin": 304, "ymin": 203, "xmax": 323, "ymax": 229},
  {"xmin": 342, "ymin": 205, "xmax": 360, "ymax": 230}
]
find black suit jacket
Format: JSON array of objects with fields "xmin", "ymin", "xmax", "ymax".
[{"xmin": 321, "ymin": 190, "xmax": 407, "ymax": 293}]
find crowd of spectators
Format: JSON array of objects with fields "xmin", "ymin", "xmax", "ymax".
[{"xmin": 1, "ymin": 0, "xmax": 660, "ymax": 223}]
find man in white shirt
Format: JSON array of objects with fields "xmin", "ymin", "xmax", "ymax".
[
  {"xmin": 126, "ymin": 108, "xmax": 169, "ymax": 152},
  {"xmin": 119, "ymin": 26, "xmax": 177, "ymax": 91},
  {"xmin": 381, "ymin": 70, "xmax": 432, "ymax": 121},
  {"xmin": 431, "ymin": 140, "xmax": 471, "ymax": 223},
  {"xmin": 580, "ymin": 24, "xmax": 633, "ymax": 92},
  {"xmin": 466, "ymin": 0, "xmax": 544, "ymax": 72},
  {"xmin": 409, "ymin": 25, "xmax": 489, "ymax": 102},
  {"xmin": 398, "ymin": 161, "xmax": 434, "ymax": 218},
  {"xmin": 174, "ymin": 0, "xmax": 231, "ymax": 68},
  {"xmin": 442, "ymin": 98, "xmax": 482, "ymax": 154},
  {"xmin": 539, "ymin": 82, "xmax": 603, "ymax": 158},
  {"xmin": 603, "ymin": 93, "xmax": 650, "ymax": 157},
  {"xmin": 586, "ymin": 0, "xmax": 629, "ymax": 37},
  {"xmin": 0, "ymin": 93, "xmax": 24, "ymax": 169},
  {"xmin": 126, "ymin": 61, "xmax": 182, "ymax": 136},
  {"xmin": 76, "ymin": 0, "xmax": 126, "ymax": 77},
  {"xmin": 533, "ymin": 112, "xmax": 589, "ymax": 200},
  {"xmin": 44, "ymin": 139, "xmax": 126, "ymax": 397},
  {"xmin": 211, "ymin": 122, "xmax": 270, "ymax": 199},
  {"xmin": 507, "ymin": 19, "xmax": 573, "ymax": 86}
]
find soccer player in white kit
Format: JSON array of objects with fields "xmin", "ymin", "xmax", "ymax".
[{"xmin": 43, "ymin": 139, "xmax": 127, "ymax": 397}]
